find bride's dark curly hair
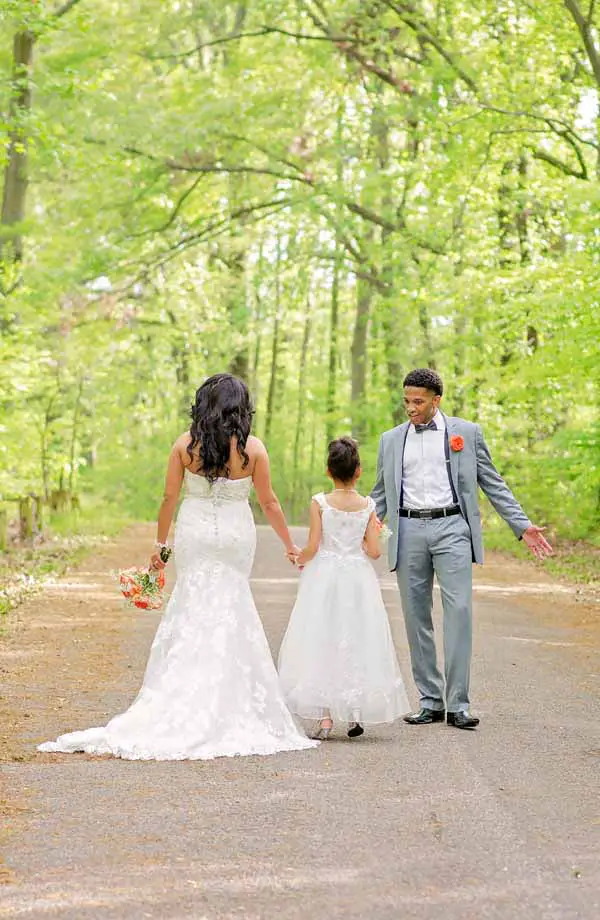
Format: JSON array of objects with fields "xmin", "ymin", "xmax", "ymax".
[{"xmin": 187, "ymin": 374, "xmax": 254, "ymax": 483}]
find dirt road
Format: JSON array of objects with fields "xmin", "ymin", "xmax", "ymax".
[{"xmin": 1, "ymin": 524, "xmax": 599, "ymax": 918}]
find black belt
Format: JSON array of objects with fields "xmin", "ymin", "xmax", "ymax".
[{"xmin": 399, "ymin": 505, "xmax": 461, "ymax": 520}]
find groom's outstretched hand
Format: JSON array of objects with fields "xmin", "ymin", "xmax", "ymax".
[{"xmin": 522, "ymin": 525, "xmax": 553, "ymax": 560}]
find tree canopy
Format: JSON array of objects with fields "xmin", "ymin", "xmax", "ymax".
[{"xmin": 1, "ymin": 0, "xmax": 599, "ymax": 539}]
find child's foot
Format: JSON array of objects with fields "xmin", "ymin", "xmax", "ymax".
[
  {"xmin": 347, "ymin": 722, "xmax": 364, "ymax": 738},
  {"xmin": 312, "ymin": 718, "xmax": 333, "ymax": 740}
]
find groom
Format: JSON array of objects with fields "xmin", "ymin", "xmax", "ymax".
[{"xmin": 371, "ymin": 368, "xmax": 552, "ymax": 729}]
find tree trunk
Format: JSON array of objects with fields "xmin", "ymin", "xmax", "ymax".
[
  {"xmin": 452, "ymin": 309, "xmax": 468, "ymax": 416},
  {"xmin": 1, "ymin": 31, "xmax": 34, "ymax": 266},
  {"xmin": 326, "ymin": 110, "xmax": 345, "ymax": 444},
  {"xmin": 226, "ymin": 247, "xmax": 249, "ymax": 381},
  {"xmin": 68, "ymin": 377, "xmax": 85, "ymax": 495},
  {"xmin": 167, "ymin": 310, "xmax": 190, "ymax": 413},
  {"xmin": 563, "ymin": 0, "xmax": 600, "ymax": 90},
  {"xmin": 226, "ymin": 174, "xmax": 249, "ymax": 381},
  {"xmin": 351, "ymin": 273, "xmax": 372, "ymax": 442},
  {"xmin": 33, "ymin": 495, "xmax": 45, "ymax": 535},
  {"xmin": 250, "ymin": 236, "xmax": 265, "ymax": 397},
  {"xmin": 40, "ymin": 398, "xmax": 54, "ymax": 502},
  {"xmin": 264, "ymin": 233, "xmax": 282, "ymax": 445},
  {"xmin": 498, "ymin": 159, "xmax": 517, "ymax": 270},
  {"xmin": 326, "ymin": 243, "xmax": 342, "ymax": 444},
  {"xmin": 516, "ymin": 153, "xmax": 531, "ymax": 266},
  {"xmin": 374, "ymin": 97, "xmax": 407, "ymax": 424},
  {"xmin": 417, "ymin": 296, "xmax": 436, "ymax": 370},
  {"xmin": 0, "ymin": 507, "xmax": 8, "ymax": 552},
  {"xmin": 292, "ymin": 291, "xmax": 312, "ymax": 506},
  {"xmin": 497, "ymin": 159, "xmax": 519, "ymax": 368},
  {"xmin": 19, "ymin": 497, "xmax": 33, "ymax": 541}
]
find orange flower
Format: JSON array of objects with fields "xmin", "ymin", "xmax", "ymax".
[
  {"xmin": 118, "ymin": 566, "xmax": 165, "ymax": 610},
  {"xmin": 450, "ymin": 435, "xmax": 464, "ymax": 452}
]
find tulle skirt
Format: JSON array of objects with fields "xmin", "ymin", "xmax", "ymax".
[{"xmin": 278, "ymin": 551, "xmax": 410, "ymax": 724}]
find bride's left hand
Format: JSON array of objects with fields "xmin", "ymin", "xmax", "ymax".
[{"xmin": 150, "ymin": 552, "xmax": 166, "ymax": 571}]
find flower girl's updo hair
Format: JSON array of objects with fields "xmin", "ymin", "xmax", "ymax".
[
  {"xmin": 187, "ymin": 374, "xmax": 254, "ymax": 483},
  {"xmin": 327, "ymin": 437, "xmax": 360, "ymax": 483}
]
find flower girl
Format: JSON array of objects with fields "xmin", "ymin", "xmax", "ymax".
[{"xmin": 278, "ymin": 437, "xmax": 409, "ymax": 739}]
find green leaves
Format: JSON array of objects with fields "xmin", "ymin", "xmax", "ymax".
[{"xmin": 0, "ymin": 0, "xmax": 598, "ymax": 540}]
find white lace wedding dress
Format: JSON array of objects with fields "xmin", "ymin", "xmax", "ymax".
[{"xmin": 38, "ymin": 471, "xmax": 318, "ymax": 761}]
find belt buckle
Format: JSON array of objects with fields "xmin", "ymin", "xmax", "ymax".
[{"xmin": 420, "ymin": 510, "xmax": 433, "ymax": 519}]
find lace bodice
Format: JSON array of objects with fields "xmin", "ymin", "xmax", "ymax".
[
  {"xmin": 313, "ymin": 492, "xmax": 375, "ymax": 560},
  {"xmin": 183, "ymin": 470, "xmax": 253, "ymax": 503},
  {"xmin": 176, "ymin": 470, "xmax": 255, "ymax": 578}
]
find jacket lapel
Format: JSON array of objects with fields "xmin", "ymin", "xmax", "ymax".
[
  {"xmin": 443, "ymin": 413, "xmax": 460, "ymax": 500},
  {"xmin": 394, "ymin": 422, "xmax": 409, "ymax": 505}
]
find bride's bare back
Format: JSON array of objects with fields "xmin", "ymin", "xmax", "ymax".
[{"xmin": 175, "ymin": 432, "xmax": 263, "ymax": 480}]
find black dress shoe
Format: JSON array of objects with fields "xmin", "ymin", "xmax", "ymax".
[
  {"xmin": 447, "ymin": 711, "xmax": 480, "ymax": 730},
  {"xmin": 347, "ymin": 722, "xmax": 364, "ymax": 738},
  {"xmin": 403, "ymin": 708, "xmax": 445, "ymax": 725}
]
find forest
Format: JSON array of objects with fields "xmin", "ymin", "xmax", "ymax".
[{"xmin": 1, "ymin": 0, "xmax": 599, "ymax": 582}]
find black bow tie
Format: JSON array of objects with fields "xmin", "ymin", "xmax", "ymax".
[{"xmin": 414, "ymin": 420, "xmax": 437, "ymax": 433}]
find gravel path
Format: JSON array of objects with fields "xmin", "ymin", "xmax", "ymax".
[{"xmin": 1, "ymin": 524, "xmax": 599, "ymax": 919}]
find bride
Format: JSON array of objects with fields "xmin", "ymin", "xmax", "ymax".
[{"xmin": 39, "ymin": 374, "xmax": 318, "ymax": 760}]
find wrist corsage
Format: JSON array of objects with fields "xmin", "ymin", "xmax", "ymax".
[{"xmin": 155, "ymin": 541, "xmax": 172, "ymax": 564}]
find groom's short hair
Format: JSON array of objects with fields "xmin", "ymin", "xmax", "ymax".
[{"xmin": 403, "ymin": 368, "xmax": 443, "ymax": 396}]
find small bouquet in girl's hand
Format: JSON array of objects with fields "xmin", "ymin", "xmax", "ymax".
[
  {"xmin": 119, "ymin": 567, "xmax": 165, "ymax": 610},
  {"xmin": 376, "ymin": 521, "xmax": 393, "ymax": 548}
]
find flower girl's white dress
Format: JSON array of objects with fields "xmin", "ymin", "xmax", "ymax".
[
  {"xmin": 38, "ymin": 472, "xmax": 317, "ymax": 761},
  {"xmin": 278, "ymin": 493, "xmax": 409, "ymax": 724}
]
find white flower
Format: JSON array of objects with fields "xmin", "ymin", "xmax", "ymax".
[{"xmin": 378, "ymin": 524, "xmax": 393, "ymax": 545}]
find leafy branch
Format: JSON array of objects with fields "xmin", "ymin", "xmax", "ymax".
[
  {"xmin": 563, "ymin": 0, "xmax": 600, "ymax": 88},
  {"xmin": 147, "ymin": 25, "xmax": 351, "ymax": 61},
  {"xmin": 54, "ymin": 0, "xmax": 85, "ymax": 18}
]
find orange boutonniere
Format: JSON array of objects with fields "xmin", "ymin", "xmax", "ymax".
[{"xmin": 450, "ymin": 435, "xmax": 464, "ymax": 452}]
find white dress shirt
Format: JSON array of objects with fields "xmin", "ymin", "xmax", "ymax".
[{"xmin": 402, "ymin": 410, "xmax": 455, "ymax": 509}]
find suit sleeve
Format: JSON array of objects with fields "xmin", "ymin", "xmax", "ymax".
[
  {"xmin": 475, "ymin": 425, "xmax": 531, "ymax": 539},
  {"xmin": 370, "ymin": 436, "xmax": 388, "ymax": 522}
]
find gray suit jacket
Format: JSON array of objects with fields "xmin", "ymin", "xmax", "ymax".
[{"xmin": 371, "ymin": 414, "xmax": 531, "ymax": 570}]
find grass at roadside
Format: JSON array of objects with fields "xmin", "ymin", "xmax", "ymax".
[
  {"xmin": 0, "ymin": 497, "xmax": 132, "ymax": 618},
  {"xmin": 482, "ymin": 511, "xmax": 600, "ymax": 601},
  {"xmin": 2, "ymin": 493, "xmax": 598, "ymax": 620}
]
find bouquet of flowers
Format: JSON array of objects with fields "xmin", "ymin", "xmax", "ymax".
[{"xmin": 119, "ymin": 567, "xmax": 165, "ymax": 610}]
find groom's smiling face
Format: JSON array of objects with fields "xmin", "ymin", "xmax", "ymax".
[{"xmin": 403, "ymin": 386, "xmax": 441, "ymax": 426}]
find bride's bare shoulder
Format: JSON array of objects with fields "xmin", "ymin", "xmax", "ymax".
[
  {"xmin": 247, "ymin": 434, "xmax": 265, "ymax": 450},
  {"xmin": 174, "ymin": 432, "xmax": 195, "ymax": 466},
  {"xmin": 246, "ymin": 435, "xmax": 267, "ymax": 459}
]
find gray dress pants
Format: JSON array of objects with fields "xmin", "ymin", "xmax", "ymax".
[{"xmin": 396, "ymin": 514, "xmax": 473, "ymax": 713}]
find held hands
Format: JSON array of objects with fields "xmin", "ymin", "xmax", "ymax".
[
  {"xmin": 286, "ymin": 544, "xmax": 311, "ymax": 569},
  {"xmin": 285, "ymin": 544, "xmax": 302, "ymax": 567},
  {"xmin": 522, "ymin": 525, "xmax": 553, "ymax": 560}
]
